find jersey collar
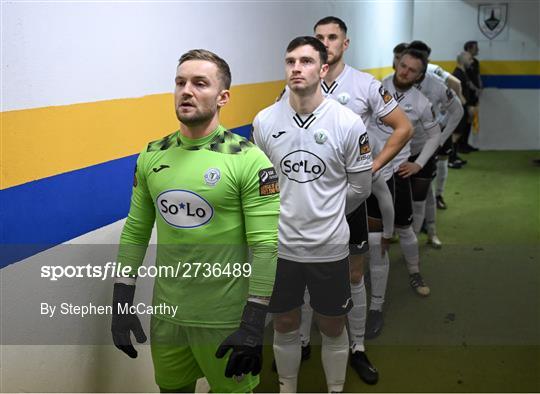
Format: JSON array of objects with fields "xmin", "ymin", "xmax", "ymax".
[{"xmin": 321, "ymin": 64, "xmax": 350, "ymax": 95}]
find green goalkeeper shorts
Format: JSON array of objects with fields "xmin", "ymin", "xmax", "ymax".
[{"xmin": 150, "ymin": 317, "xmax": 259, "ymax": 392}]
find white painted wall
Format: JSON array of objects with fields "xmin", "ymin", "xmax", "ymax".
[
  {"xmin": 2, "ymin": 1, "xmax": 413, "ymax": 111},
  {"xmin": 413, "ymin": 0, "xmax": 540, "ymax": 150},
  {"xmin": 473, "ymin": 89, "xmax": 540, "ymax": 150},
  {"xmin": 413, "ymin": 0, "xmax": 539, "ymax": 60},
  {"xmin": 1, "ymin": 2, "xmax": 414, "ymax": 392}
]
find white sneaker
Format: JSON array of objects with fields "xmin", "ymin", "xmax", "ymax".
[
  {"xmin": 427, "ymin": 234, "xmax": 442, "ymax": 249},
  {"xmin": 409, "ymin": 273, "xmax": 431, "ymax": 296}
]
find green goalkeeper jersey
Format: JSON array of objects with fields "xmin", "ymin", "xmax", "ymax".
[{"xmin": 118, "ymin": 125, "xmax": 280, "ymax": 328}]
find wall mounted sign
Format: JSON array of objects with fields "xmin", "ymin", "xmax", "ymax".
[{"xmin": 478, "ymin": 3, "xmax": 508, "ymax": 40}]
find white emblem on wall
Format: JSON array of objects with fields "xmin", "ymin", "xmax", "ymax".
[
  {"xmin": 204, "ymin": 168, "xmax": 221, "ymax": 186},
  {"xmin": 478, "ymin": 4, "xmax": 508, "ymax": 40}
]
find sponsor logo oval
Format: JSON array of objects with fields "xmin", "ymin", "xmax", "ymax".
[
  {"xmin": 157, "ymin": 190, "xmax": 214, "ymax": 228},
  {"xmin": 280, "ymin": 150, "xmax": 326, "ymax": 183}
]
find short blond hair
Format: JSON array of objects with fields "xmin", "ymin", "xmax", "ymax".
[{"xmin": 178, "ymin": 49, "xmax": 231, "ymax": 90}]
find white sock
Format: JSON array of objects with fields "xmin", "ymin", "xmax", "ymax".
[
  {"xmin": 396, "ymin": 226, "xmax": 420, "ymax": 274},
  {"xmin": 273, "ymin": 329, "xmax": 301, "ymax": 393},
  {"xmin": 436, "ymin": 159, "xmax": 448, "ymax": 196},
  {"xmin": 425, "ymin": 187, "xmax": 437, "ymax": 236},
  {"xmin": 195, "ymin": 377, "xmax": 210, "ymax": 393},
  {"xmin": 412, "ymin": 200, "xmax": 426, "ymax": 234},
  {"xmin": 368, "ymin": 232, "xmax": 389, "ymax": 312},
  {"xmin": 299, "ymin": 288, "xmax": 313, "ymax": 347},
  {"xmin": 347, "ymin": 278, "xmax": 366, "ymax": 352},
  {"xmin": 321, "ymin": 328, "xmax": 349, "ymax": 393}
]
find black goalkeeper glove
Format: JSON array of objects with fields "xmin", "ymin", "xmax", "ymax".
[
  {"xmin": 111, "ymin": 283, "xmax": 147, "ymax": 358},
  {"xmin": 215, "ymin": 301, "xmax": 267, "ymax": 378}
]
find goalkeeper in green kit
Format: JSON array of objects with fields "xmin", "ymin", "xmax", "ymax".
[{"xmin": 111, "ymin": 49, "xmax": 280, "ymax": 393}]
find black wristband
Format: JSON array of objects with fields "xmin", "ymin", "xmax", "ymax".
[
  {"xmin": 241, "ymin": 301, "xmax": 268, "ymax": 331},
  {"xmin": 112, "ymin": 283, "xmax": 135, "ymax": 315}
]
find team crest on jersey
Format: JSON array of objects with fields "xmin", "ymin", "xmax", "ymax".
[
  {"xmin": 379, "ymin": 86, "xmax": 393, "ymax": 104},
  {"xmin": 313, "ymin": 129, "xmax": 328, "ymax": 144},
  {"xmin": 359, "ymin": 133, "xmax": 371, "ymax": 155},
  {"xmin": 403, "ymin": 103, "xmax": 413, "ymax": 112},
  {"xmin": 258, "ymin": 167, "xmax": 279, "ymax": 196},
  {"xmin": 337, "ymin": 92, "xmax": 350, "ymax": 105},
  {"xmin": 446, "ymin": 88, "xmax": 454, "ymax": 101},
  {"xmin": 157, "ymin": 190, "xmax": 214, "ymax": 228},
  {"xmin": 204, "ymin": 168, "xmax": 221, "ymax": 186}
]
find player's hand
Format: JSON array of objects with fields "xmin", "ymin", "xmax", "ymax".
[
  {"xmin": 111, "ymin": 283, "xmax": 147, "ymax": 358},
  {"xmin": 381, "ymin": 236, "xmax": 392, "ymax": 257},
  {"xmin": 397, "ymin": 162, "xmax": 421, "ymax": 178},
  {"xmin": 215, "ymin": 301, "xmax": 267, "ymax": 378}
]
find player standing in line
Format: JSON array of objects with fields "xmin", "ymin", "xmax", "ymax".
[
  {"xmin": 408, "ymin": 43, "xmax": 465, "ymax": 217},
  {"xmin": 409, "ymin": 41, "xmax": 464, "ymax": 247},
  {"xmin": 413, "ymin": 40, "xmax": 468, "ymax": 170},
  {"xmin": 253, "ymin": 36, "xmax": 372, "ymax": 393},
  {"xmin": 388, "ymin": 48, "xmax": 441, "ymax": 294},
  {"xmin": 288, "ymin": 17, "xmax": 412, "ymax": 385},
  {"xmin": 111, "ymin": 49, "xmax": 280, "ymax": 393},
  {"xmin": 365, "ymin": 48, "xmax": 441, "ymax": 336},
  {"xmin": 394, "ymin": 42, "xmax": 465, "ymax": 105},
  {"xmin": 462, "ymin": 40, "xmax": 481, "ymax": 152}
]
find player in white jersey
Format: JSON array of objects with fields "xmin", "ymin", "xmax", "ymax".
[
  {"xmin": 366, "ymin": 49, "xmax": 441, "ymax": 337},
  {"xmin": 274, "ymin": 16, "xmax": 411, "ymax": 385},
  {"xmin": 253, "ymin": 36, "xmax": 372, "ymax": 393},
  {"xmin": 408, "ymin": 40, "xmax": 467, "ymax": 219},
  {"xmin": 394, "ymin": 42, "xmax": 465, "ymax": 105},
  {"xmin": 414, "ymin": 51, "xmax": 464, "ymax": 248}
]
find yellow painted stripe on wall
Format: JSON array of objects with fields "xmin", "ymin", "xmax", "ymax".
[
  {"xmin": 1, "ymin": 80, "xmax": 285, "ymax": 190},
  {"xmin": 362, "ymin": 66, "xmax": 394, "ymax": 81},
  {"xmin": 2, "ymin": 59, "xmax": 538, "ymax": 189}
]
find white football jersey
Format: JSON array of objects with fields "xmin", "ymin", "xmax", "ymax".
[
  {"xmin": 427, "ymin": 63, "xmax": 450, "ymax": 82},
  {"xmin": 253, "ymin": 97, "xmax": 372, "ymax": 262},
  {"xmin": 415, "ymin": 73, "xmax": 456, "ymax": 117},
  {"xmin": 320, "ymin": 65, "xmax": 398, "ymax": 125},
  {"xmin": 279, "ymin": 64, "xmax": 398, "ymax": 156},
  {"xmin": 370, "ymin": 75, "xmax": 437, "ymax": 171}
]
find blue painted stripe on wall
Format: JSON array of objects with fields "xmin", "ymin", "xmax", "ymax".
[
  {"xmin": 1, "ymin": 155, "xmax": 137, "ymax": 268},
  {"xmin": 0, "ymin": 124, "xmax": 253, "ymax": 268},
  {"xmin": 482, "ymin": 75, "xmax": 540, "ymax": 89},
  {"xmin": 233, "ymin": 124, "xmax": 252, "ymax": 139}
]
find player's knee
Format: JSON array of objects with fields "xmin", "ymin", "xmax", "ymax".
[
  {"xmin": 316, "ymin": 315, "xmax": 346, "ymax": 337},
  {"xmin": 349, "ymin": 267, "xmax": 364, "ymax": 284},
  {"xmin": 273, "ymin": 309, "xmax": 300, "ymax": 333},
  {"xmin": 350, "ymin": 271, "xmax": 364, "ymax": 284},
  {"xmin": 368, "ymin": 216, "xmax": 383, "ymax": 232},
  {"xmin": 349, "ymin": 255, "xmax": 364, "ymax": 284}
]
